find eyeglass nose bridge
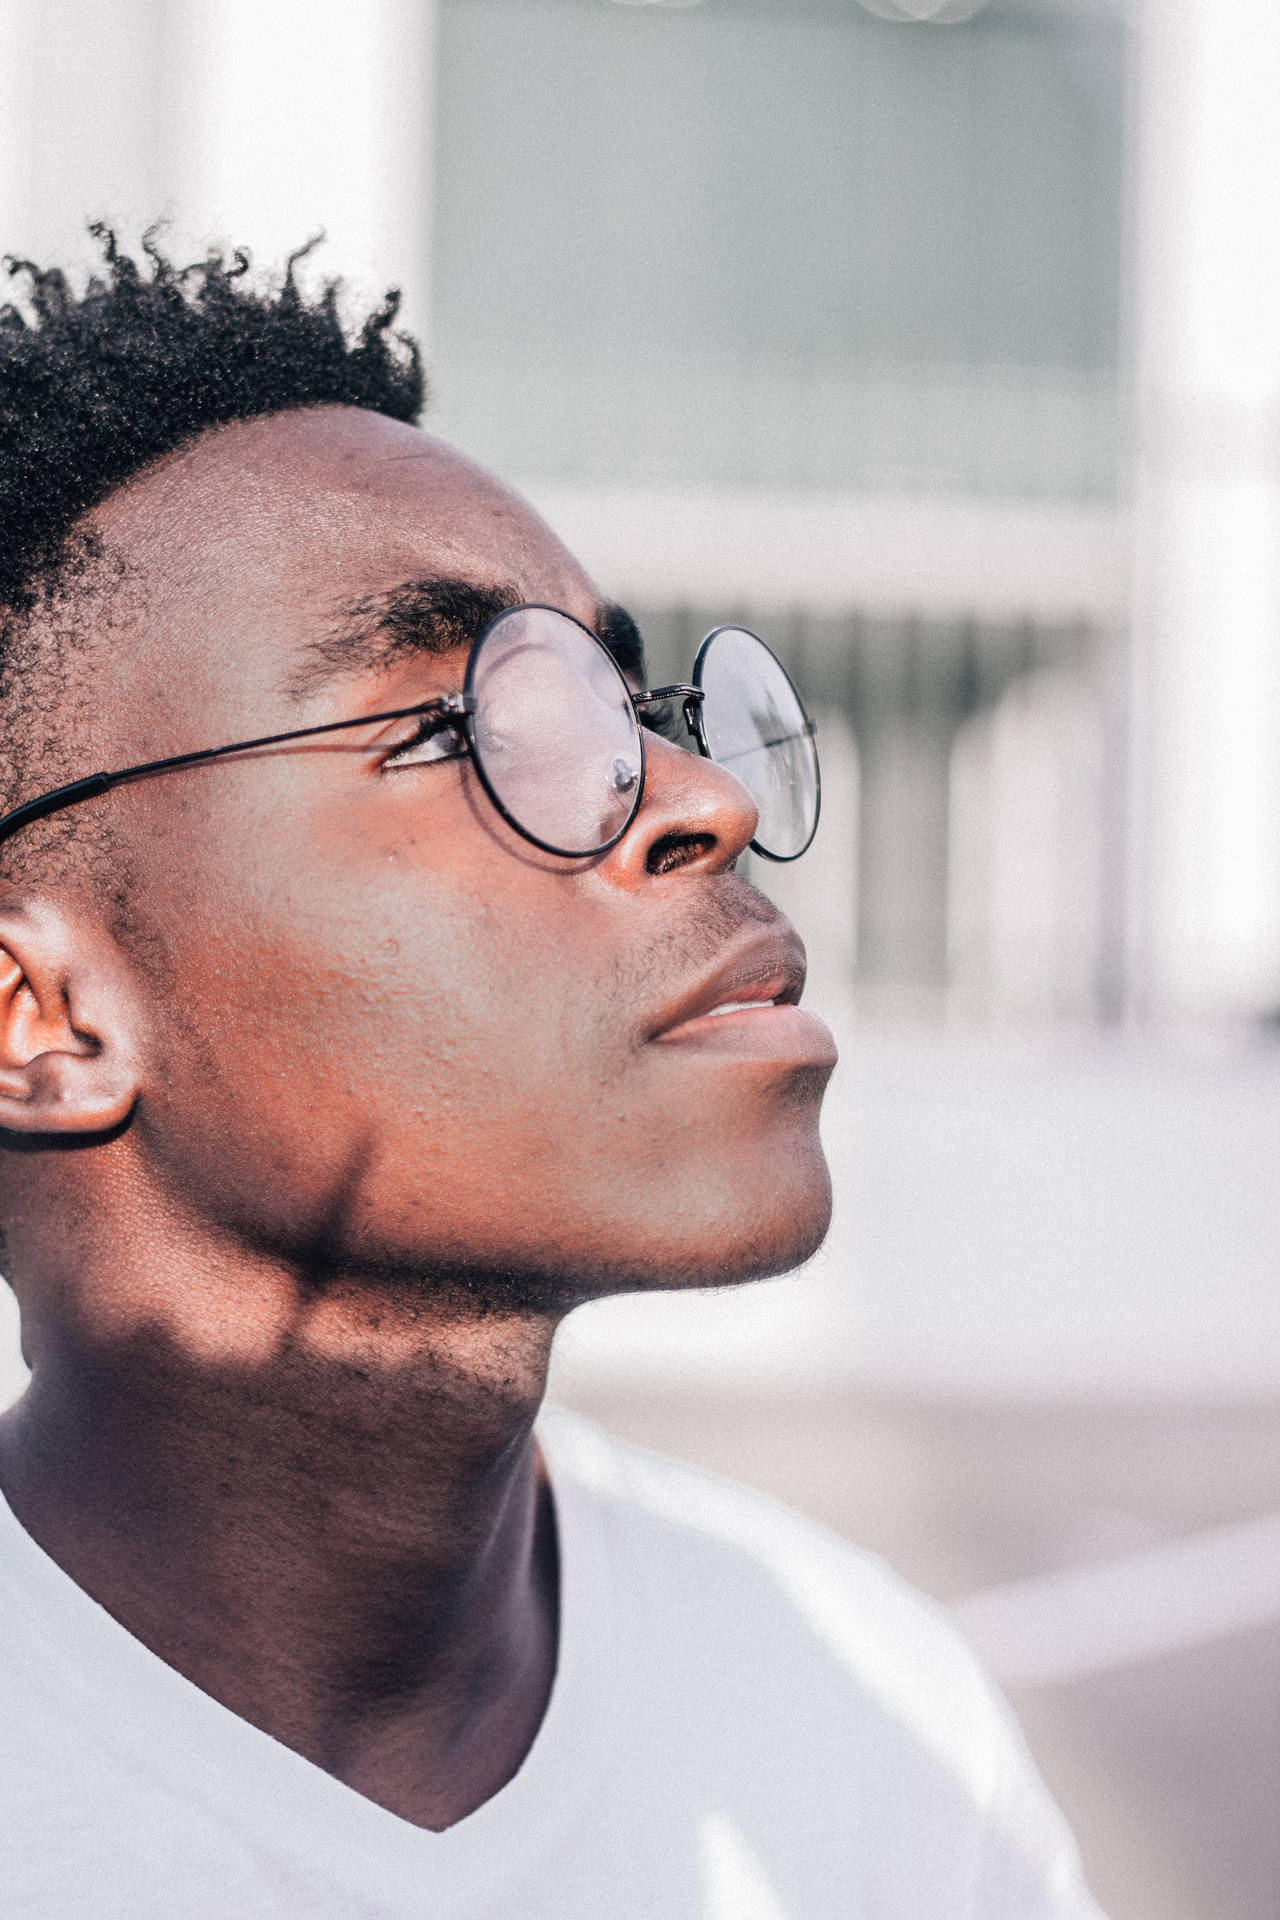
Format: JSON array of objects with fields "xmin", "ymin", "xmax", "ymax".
[{"xmin": 632, "ymin": 683, "xmax": 706, "ymax": 748}]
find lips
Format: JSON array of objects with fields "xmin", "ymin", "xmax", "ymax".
[
  {"xmin": 646, "ymin": 929, "xmax": 804, "ymax": 1039},
  {"xmin": 644, "ymin": 927, "xmax": 836, "ymax": 1073}
]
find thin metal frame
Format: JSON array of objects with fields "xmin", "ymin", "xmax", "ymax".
[
  {"xmin": 693, "ymin": 625, "xmax": 821, "ymax": 863},
  {"xmin": 0, "ymin": 605, "xmax": 818, "ymax": 861}
]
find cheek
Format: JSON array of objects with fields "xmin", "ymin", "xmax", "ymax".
[
  {"xmin": 132, "ymin": 846, "xmax": 631, "ymax": 1236},
  {"xmin": 125, "ymin": 810, "xmax": 831, "ymax": 1286}
]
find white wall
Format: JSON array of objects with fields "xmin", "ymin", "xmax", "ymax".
[
  {"xmin": 519, "ymin": 484, "xmax": 1129, "ymax": 627},
  {"xmin": 1130, "ymin": 0, "xmax": 1280, "ymax": 1021}
]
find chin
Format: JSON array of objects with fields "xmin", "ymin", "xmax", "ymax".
[
  {"xmin": 613, "ymin": 1152, "xmax": 835, "ymax": 1296},
  {"xmin": 697, "ymin": 1187, "xmax": 832, "ymax": 1289}
]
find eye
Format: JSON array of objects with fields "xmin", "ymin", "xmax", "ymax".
[{"xmin": 382, "ymin": 714, "xmax": 469, "ymax": 770}]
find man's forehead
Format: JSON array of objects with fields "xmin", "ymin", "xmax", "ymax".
[
  {"xmin": 94, "ymin": 409, "xmax": 579, "ymax": 609},
  {"xmin": 87, "ymin": 407, "xmax": 644, "ymax": 706}
]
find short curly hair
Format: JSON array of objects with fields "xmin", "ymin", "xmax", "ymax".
[
  {"xmin": 0, "ymin": 225, "xmax": 424, "ymax": 616},
  {"xmin": 0, "ymin": 226, "xmax": 426, "ymax": 888}
]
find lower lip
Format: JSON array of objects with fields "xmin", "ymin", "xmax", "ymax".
[{"xmin": 652, "ymin": 1003, "xmax": 838, "ymax": 1064}]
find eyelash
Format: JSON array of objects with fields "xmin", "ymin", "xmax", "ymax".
[{"xmin": 382, "ymin": 713, "xmax": 469, "ymax": 769}]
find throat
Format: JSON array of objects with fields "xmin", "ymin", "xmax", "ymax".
[{"xmin": 0, "ymin": 1303, "xmax": 562, "ymax": 1829}]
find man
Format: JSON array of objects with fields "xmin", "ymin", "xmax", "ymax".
[{"xmin": 0, "ymin": 234, "xmax": 1102, "ymax": 1917}]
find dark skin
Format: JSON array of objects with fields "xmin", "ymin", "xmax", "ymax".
[{"xmin": 0, "ymin": 406, "xmax": 836, "ymax": 1829}]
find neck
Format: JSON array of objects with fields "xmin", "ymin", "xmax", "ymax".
[{"xmin": 0, "ymin": 1257, "xmax": 562, "ymax": 1830}]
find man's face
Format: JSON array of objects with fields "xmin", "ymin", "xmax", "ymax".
[{"xmin": 83, "ymin": 407, "xmax": 835, "ymax": 1307}]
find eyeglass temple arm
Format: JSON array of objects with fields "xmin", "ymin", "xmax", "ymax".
[
  {"xmin": 0, "ymin": 694, "xmax": 475, "ymax": 848},
  {"xmin": 0, "ymin": 773, "xmax": 119, "ymax": 846}
]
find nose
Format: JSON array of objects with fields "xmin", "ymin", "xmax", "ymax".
[{"xmin": 604, "ymin": 729, "xmax": 759, "ymax": 882}]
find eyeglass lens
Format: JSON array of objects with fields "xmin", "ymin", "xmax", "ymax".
[
  {"xmin": 695, "ymin": 627, "xmax": 819, "ymax": 861},
  {"xmin": 466, "ymin": 606, "xmax": 644, "ymax": 857}
]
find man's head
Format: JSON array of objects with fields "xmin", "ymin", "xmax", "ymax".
[{"xmin": 0, "ymin": 234, "xmax": 834, "ymax": 1367}]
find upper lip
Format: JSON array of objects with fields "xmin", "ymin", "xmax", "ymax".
[{"xmin": 645, "ymin": 927, "xmax": 808, "ymax": 1040}]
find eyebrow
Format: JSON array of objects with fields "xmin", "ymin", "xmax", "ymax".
[{"xmin": 291, "ymin": 575, "xmax": 648, "ymax": 701}]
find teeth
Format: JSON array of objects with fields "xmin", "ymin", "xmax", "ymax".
[{"xmin": 706, "ymin": 999, "xmax": 775, "ymax": 1017}]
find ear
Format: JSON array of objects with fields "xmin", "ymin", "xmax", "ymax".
[{"xmin": 0, "ymin": 899, "xmax": 140, "ymax": 1135}]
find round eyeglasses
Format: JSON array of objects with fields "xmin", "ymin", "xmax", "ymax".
[
  {"xmin": 461, "ymin": 605, "xmax": 819, "ymax": 861},
  {"xmin": 0, "ymin": 604, "xmax": 820, "ymax": 863}
]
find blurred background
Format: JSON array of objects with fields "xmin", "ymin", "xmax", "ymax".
[{"xmin": 2, "ymin": 1, "xmax": 1279, "ymax": 1913}]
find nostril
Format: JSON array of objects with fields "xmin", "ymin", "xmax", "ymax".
[{"xmin": 646, "ymin": 832, "xmax": 716, "ymax": 877}]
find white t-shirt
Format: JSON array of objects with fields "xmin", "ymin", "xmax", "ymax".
[{"xmin": 0, "ymin": 1406, "xmax": 1104, "ymax": 1919}]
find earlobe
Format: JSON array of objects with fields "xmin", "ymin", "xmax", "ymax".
[{"xmin": 0, "ymin": 905, "xmax": 140, "ymax": 1136}]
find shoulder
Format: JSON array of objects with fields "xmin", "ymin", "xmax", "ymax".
[
  {"xmin": 538, "ymin": 1405, "xmax": 1104, "ymax": 1920},
  {"xmin": 539, "ymin": 1403, "xmax": 1004, "ymax": 1778}
]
